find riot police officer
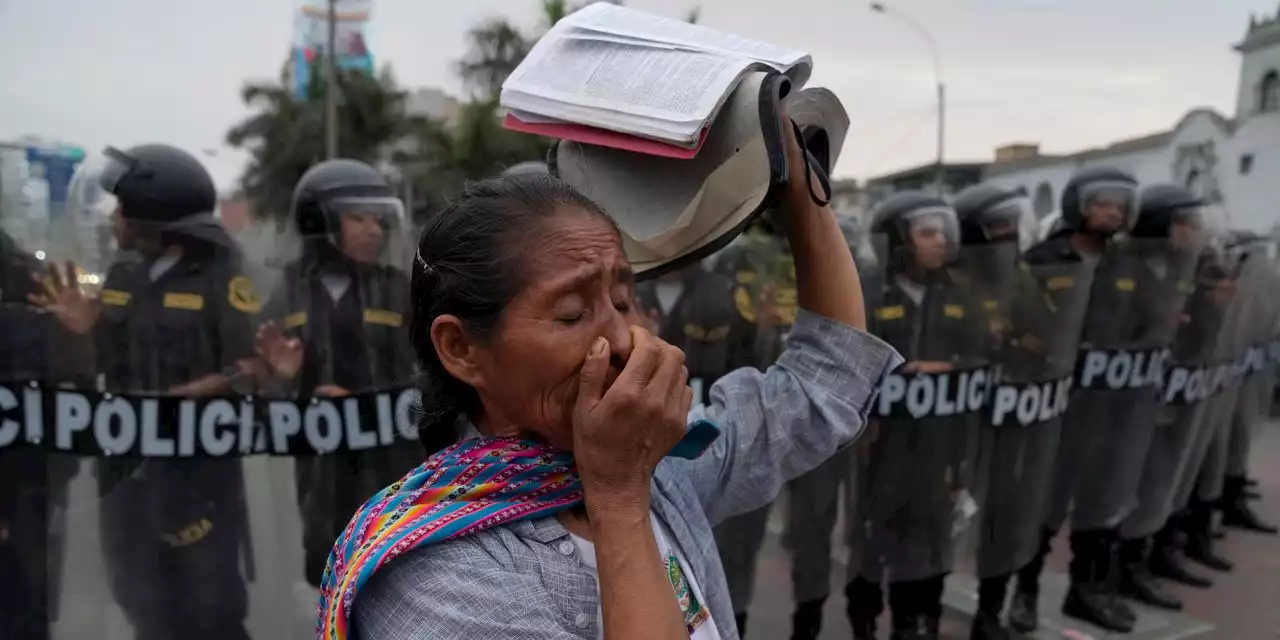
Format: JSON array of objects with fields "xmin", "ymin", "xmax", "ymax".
[
  {"xmin": 254, "ymin": 158, "xmax": 420, "ymax": 587},
  {"xmin": 1219, "ymin": 230, "xmax": 1279, "ymax": 536},
  {"xmin": 40, "ymin": 144, "xmax": 259, "ymax": 640},
  {"xmin": 1011, "ymin": 166, "xmax": 1192, "ymax": 634},
  {"xmin": 848, "ymin": 192, "xmax": 986, "ymax": 640},
  {"xmin": 707, "ymin": 219, "xmax": 796, "ymax": 636},
  {"xmin": 0, "ymin": 229, "xmax": 82, "ymax": 640},
  {"xmin": 955, "ymin": 183, "xmax": 1092, "ymax": 640},
  {"xmin": 1115, "ymin": 183, "xmax": 1215, "ymax": 612}
]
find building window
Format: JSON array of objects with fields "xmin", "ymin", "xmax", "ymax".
[
  {"xmin": 1033, "ymin": 182, "xmax": 1054, "ymax": 219},
  {"xmin": 1261, "ymin": 70, "xmax": 1279, "ymax": 113},
  {"xmin": 1241, "ymin": 154, "xmax": 1254, "ymax": 175}
]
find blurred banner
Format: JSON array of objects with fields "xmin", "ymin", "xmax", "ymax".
[{"xmin": 292, "ymin": 0, "xmax": 375, "ymax": 98}]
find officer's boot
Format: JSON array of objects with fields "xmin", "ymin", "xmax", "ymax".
[
  {"xmin": 1222, "ymin": 474, "xmax": 1279, "ymax": 534},
  {"xmin": 888, "ymin": 580, "xmax": 923, "ymax": 640},
  {"xmin": 1061, "ymin": 530, "xmax": 1134, "ymax": 634},
  {"xmin": 1185, "ymin": 497, "xmax": 1234, "ymax": 571},
  {"xmin": 789, "ymin": 597, "xmax": 825, "ymax": 640},
  {"xmin": 920, "ymin": 575, "xmax": 944, "ymax": 640},
  {"xmin": 846, "ymin": 576, "xmax": 882, "ymax": 640},
  {"xmin": 1150, "ymin": 513, "xmax": 1214, "ymax": 587},
  {"xmin": 1007, "ymin": 527, "xmax": 1053, "ymax": 634},
  {"xmin": 1118, "ymin": 536, "xmax": 1183, "ymax": 610},
  {"xmin": 1097, "ymin": 531, "xmax": 1136, "ymax": 626},
  {"xmin": 971, "ymin": 574, "xmax": 1012, "ymax": 640}
]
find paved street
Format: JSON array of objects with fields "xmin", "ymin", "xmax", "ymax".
[{"xmin": 44, "ymin": 422, "xmax": 1280, "ymax": 639}]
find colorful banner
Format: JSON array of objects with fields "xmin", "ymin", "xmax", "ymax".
[{"xmin": 292, "ymin": 0, "xmax": 375, "ymax": 98}]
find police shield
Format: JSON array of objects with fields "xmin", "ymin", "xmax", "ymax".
[
  {"xmin": 4, "ymin": 150, "xmax": 423, "ymax": 640},
  {"xmin": 848, "ymin": 218, "xmax": 997, "ymax": 588},
  {"xmin": 1124, "ymin": 245, "xmax": 1237, "ymax": 541},
  {"xmin": 1186, "ymin": 237, "xmax": 1274, "ymax": 513},
  {"xmin": 1046, "ymin": 234, "xmax": 1200, "ymax": 535},
  {"xmin": 969, "ymin": 257, "xmax": 1094, "ymax": 579},
  {"xmin": 696, "ymin": 226, "xmax": 806, "ymax": 619}
]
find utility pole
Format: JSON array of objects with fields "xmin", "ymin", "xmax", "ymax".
[
  {"xmin": 324, "ymin": 0, "xmax": 339, "ymax": 159},
  {"xmin": 936, "ymin": 82, "xmax": 946, "ymax": 197}
]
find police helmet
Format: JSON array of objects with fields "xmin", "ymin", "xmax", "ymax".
[
  {"xmin": 98, "ymin": 144, "xmax": 216, "ymax": 223},
  {"xmin": 953, "ymin": 183, "xmax": 1033, "ymax": 247},
  {"xmin": 1132, "ymin": 183, "xmax": 1202, "ymax": 239},
  {"xmin": 291, "ymin": 159, "xmax": 404, "ymax": 249},
  {"xmin": 1059, "ymin": 165, "xmax": 1138, "ymax": 236},
  {"xmin": 869, "ymin": 191, "xmax": 958, "ymax": 270}
]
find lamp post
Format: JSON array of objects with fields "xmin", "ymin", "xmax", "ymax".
[
  {"xmin": 870, "ymin": 2, "xmax": 945, "ymax": 196},
  {"xmin": 325, "ymin": 0, "xmax": 339, "ymax": 159}
]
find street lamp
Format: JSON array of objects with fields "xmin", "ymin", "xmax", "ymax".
[{"xmin": 870, "ymin": 2, "xmax": 946, "ymax": 196}]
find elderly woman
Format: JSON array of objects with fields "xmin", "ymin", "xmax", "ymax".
[{"xmin": 318, "ymin": 118, "xmax": 900, "ymax": 640}]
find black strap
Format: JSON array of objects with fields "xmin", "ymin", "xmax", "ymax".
[{"xmin": 792, "ymin": 121, "xmax": 831, "ymax": 208}]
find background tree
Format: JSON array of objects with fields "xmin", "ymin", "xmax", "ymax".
[
  {"xmin": 227, "ymin": 0, "xmax": 698, "ymax": 222},
  {"xmin": 226, "ymin": 57, "xmax": 414, "ymax": 221}
]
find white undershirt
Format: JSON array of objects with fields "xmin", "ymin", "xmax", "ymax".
[
  {"xmin": 895, "ymin": 274, "xmax": 925, "ymax": 306},
  {"xmin": 654, "ymin": 281, "xmax": 685, "ymax": 315},
  {"xmin": 320, "ymin": 273, "xmax": 352, "ymax": 303},
  {"xmin": 148, "ymin": 253, "xmax": 180, "ymax": 281},
  {"xmin": 568, "ymin": 511, "xmax": 721, "ymax": 640}
]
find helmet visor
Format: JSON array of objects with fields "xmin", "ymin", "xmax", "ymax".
[
  {"xmin": 903, "ymin": 205, "xmax": 959, "ymax": 266},
  {"xmin": 97, "ymin": 147, "xmax": 137, "ymax": 195},
  {"xmin": 980, "ymin": 196, "xmax": 1036, "ymax": 247},
  {"xmin": 318, "ymin": 196, "xmax": 407, "ymax": 265},
  {"xmin": 1079, "ymin": 180, "xmax": 1139, "ymax": 233}
]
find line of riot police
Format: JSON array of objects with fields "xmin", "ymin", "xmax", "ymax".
[
  {"xmin": 698, "ymin": 165, "xmax": 1279, "ymax": 640},
  {"xmin": 0, "ymin": 145, "xmax": 424, "ymax": 640}
]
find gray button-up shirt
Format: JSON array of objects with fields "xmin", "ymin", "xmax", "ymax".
[{"xmin": 353, "ymin": 310, "xmax": 901, "ymax": 639}]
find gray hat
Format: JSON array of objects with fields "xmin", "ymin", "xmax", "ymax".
[{"xmin": 552, "ymin": 71, "xmax": 849, "ymax": 279}]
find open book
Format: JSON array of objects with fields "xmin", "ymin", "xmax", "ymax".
[{"xmin": 500, "ymin": 2, "xmax": 812, "ymax": 155}]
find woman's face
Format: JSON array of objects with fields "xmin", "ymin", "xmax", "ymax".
[{"xmin": 445, "ymin": 207, "xmax": 641, "ymax": 450}]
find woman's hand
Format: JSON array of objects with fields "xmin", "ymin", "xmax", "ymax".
[{"xmin": 572, "ymin": 326, "xmax": 692, "ymax": 509}]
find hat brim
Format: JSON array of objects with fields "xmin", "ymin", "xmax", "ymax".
[{"xmin": 552, "ymin": 72, "xmax": 850, "ymax": 280}]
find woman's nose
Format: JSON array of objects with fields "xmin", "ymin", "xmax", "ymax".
[{"xmin": 601, "ymin": 308, "xmax": 634, "ymax": 359}]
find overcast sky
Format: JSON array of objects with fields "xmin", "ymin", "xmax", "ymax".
[{"xmin": 0, "ymin": 0, "xmax": 1275, "ymax": 191}]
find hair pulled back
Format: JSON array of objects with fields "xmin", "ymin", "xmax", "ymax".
[{"xmin": 410, "ymin": 173, "xmax": 614, "ymax": 454}]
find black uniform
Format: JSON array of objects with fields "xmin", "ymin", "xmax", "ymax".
[
  {"xmin": 270, "ymin": 158, "xmax": 421, "ymax": 587},
  {"xmin": 635, "ymin": 262, "xmax": 736, "ymax": 407},
  {"xmin": 82, "ymin": 144, "xmax": 257, "ymax": 640},
  {"xmin": 0, "ymin": 232, "xmax": 80, "ymax": 640}
]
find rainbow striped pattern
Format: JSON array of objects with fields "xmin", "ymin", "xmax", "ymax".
[{"xmin": 316, "ymin": 436, "xmax": 583, "ymax": 640}]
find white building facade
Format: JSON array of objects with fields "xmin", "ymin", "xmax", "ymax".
[{"xmin": 981, "ymin": 10, "xmax": 1280, "ymax": 234}]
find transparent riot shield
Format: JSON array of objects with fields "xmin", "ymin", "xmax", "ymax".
[
  {"xmin": 1121, "ymin": 248, "xmax": 1235, "ymax": 541},
  {"xmin": 1047, "ymin": 235, "xmax": 1199, "ymax": 534},
  {"xmin": 1190, "ymin": 243, "xmax": 1273, "ymax": 509},
  {"xmin": 10, "ymin": 155, "xmax": 423, "ymax": 640},
  {"xmin": 969, "ymin": 257, "xmax": 1095, "ymax": 579},
  {"xmin": 1225, "ymin": 245, "xmax": 1280, "ymax": 482},
  {"xmin": 849, "ymin": 237, "xmax": 997, "ymax": 587},
  {"xmin": 699, "ymin": 228, "xmax": 808, "ymax": 620}
]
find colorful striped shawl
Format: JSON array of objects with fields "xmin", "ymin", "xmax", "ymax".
[{"xmin": 316, "ymin": 436, "xmax": 583, "ymax": 640}]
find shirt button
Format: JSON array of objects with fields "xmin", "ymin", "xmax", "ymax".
[
  {"xmin": 574, "ymin": 612, "xmax": 590, "ymax": 629},
  {"xmin": 558, "ymin": 541, "xmax": 575, "ymax": 556}
]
